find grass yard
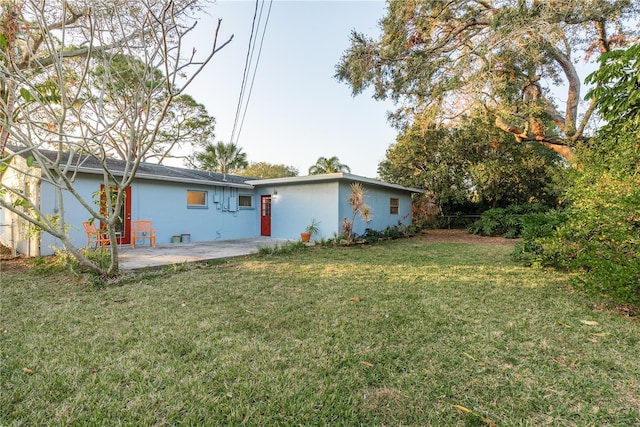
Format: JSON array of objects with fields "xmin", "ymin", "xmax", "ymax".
[{"xmin": 1, "ymin": 238, "xmax": 639, "ymax": 426}]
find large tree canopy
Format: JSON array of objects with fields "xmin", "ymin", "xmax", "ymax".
[
  {"xmin": 237, "ymin": 162, "xmax": 299, "ymax": 179},
  {"xmin": 336, "ymin": 0, "xmax": 639, "ymax": 160},
  {"xmin": 379, "ymin": 112, "xmax": 565, "ymax": 211},
  {"xmin": 89, "ymin": 55, "xmax": 217, "ymax": 163}
]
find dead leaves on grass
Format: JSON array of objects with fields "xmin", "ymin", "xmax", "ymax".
[{"xmin": 453, "ymin": 404, "xmax": 498, "ymax": 427}]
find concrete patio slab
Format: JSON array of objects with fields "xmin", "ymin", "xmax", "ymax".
[{"xmin": 118, "ymin": 237, "xmax": 290, "ymax": 270}]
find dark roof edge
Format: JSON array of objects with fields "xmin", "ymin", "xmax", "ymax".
[
  {"xmin": 73, "ymin": 166, "xmax": 254, "ymax": 189},
  {"xmin": 4, "ymin": 145, "xmax": 253, "ymax": 189}
]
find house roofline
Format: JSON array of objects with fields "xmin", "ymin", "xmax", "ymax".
[
  {"xmin": 246, "ymin": 173, "xmax": 424, "ymax": 193},
  {"xmin": 4, "ymin": 146, "xmax": 253, "ymax": 189},
  {"xmin": 4, "ymin": 146, "xmax": 421, "ymax": 193},
  {"xmin": 72, "ymin": 166, "xmax": 254, "ymax": 189}
]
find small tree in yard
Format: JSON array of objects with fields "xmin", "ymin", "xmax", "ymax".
[
  {"xmin": 0, "ymin": 1, "xmax": 232, "ymax": 275},
  {"xmin": 341, "ymin": 182, "xmax": 372, "ymax": 244}
]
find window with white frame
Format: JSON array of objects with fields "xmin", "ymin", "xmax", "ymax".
[
  {"xmin": 239, "ymin": 194, "xmax": 253, "ymax": 209},
  {"xmin": 187, "ymin": 190, "xmax": 207, "ymax": 208}
]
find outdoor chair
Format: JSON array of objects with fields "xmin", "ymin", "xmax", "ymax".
[
  {"xmin": 82, "ymin": 221, "xmax": 110, "ymax": 249},
  {"xmin": 131, "ymin": 220, "xmax": 157, "ymax": 249}
]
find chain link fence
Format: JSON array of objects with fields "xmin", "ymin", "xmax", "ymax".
[{"xmin": 0, "ymin": 219, "xmax": 18, "ymax": 257}]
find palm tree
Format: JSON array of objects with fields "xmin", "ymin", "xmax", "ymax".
[
  {"xmin": 308, "ymin": 156, "xmax": 351, "ymax": 175},
  {"xmin": 191, "ymin": 142, "xmax": 248, "ymax": 174}
]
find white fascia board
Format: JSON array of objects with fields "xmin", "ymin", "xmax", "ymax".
[
  {"xmin": 246, "ymin": 173, "xmax": 344, "ymax": 186},
  {"xmin": 247, "ymin": 172, "xmax": 424, "ymax": 194}
]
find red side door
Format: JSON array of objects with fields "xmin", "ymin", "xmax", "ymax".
[
  {"xmin": 260, "ymin": 195, "xmax": 271, "ymax": 236},
  {"xmin": 100, "ymin": 185, "xmax": 132, "ymax": 245}
]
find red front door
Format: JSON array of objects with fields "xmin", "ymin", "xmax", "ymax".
[
  {"xmin": 100, "ymin": 185, "xmax": 132, "ymax": 245},
  {"xmin": 260, "ymin": 195, "xmax": 271, "ymax": 236}
]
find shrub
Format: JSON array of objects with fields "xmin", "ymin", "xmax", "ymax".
[
  {"xmin": 522, "ymin": 132, "xmax": 640, "ymax": 304},
  {"xmin": 467, "ymin": 203, "xmax": 549, "ymax": 238},
  {"xmin": 382, "ymin": 225, "xmax": 406, "ymax": 240},
  {"xmin": 257, "ymin": 241, "xmax": 307, "ymax": 256},
  {"xmin": 519, "ymin": 211, "xmax": 568, "ymax": 241},
  {"xmin": 32, "ymin": 248, "xmax": 112, "ymax": 275},
  {"xmin": 550, "ymin": 43, "xmax": 640, "ymax": 304},
  {"xmin": 539, "ymin": 173, "xmax": 640, "ymax": 303},
  {"xmin": 333, "ymin": 224, "xmax": 417, "ymax": 246},
  {"xmin": 512, "ymin": 210, "xmax": 569, "ymax": 265},
  {"xmin": 361, "ymin": 228, "xmax": 382, "ymax": 244}
]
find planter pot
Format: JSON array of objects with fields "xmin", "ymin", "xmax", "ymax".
[{"xmin": 300, "ymin": 232, "xmax": 311, "ymax": 242}]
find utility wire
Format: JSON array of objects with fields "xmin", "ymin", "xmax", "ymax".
[
  {"xmin": 236, "ymin": 0, "xmax": 273, "ymax": 144},
  {"xmin": 229, "ymin": 0, "xmax": 260, "ymax": 146},
  {"xmin": 229, "ymin": 0, "xmax": 273, "ymax": 146}
]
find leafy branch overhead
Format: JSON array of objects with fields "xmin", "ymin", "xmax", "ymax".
[{"xmin": 336, "ymin": 0, "xmax": 639, "ymax": 160}]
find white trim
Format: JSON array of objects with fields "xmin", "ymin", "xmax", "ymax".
[
  {"xmin": 246, "ymin": 172, "xmax": 424, "ymax": 193},
  {"xmin": 187, "ymin": 189, "xmax": 208, "ymax": 208}
]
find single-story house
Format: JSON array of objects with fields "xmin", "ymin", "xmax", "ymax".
[{"xmin": 1, "ymin": 147, "xmax": 422, "ymax": 256}]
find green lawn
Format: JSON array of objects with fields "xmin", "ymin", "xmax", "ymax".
[{"xmin": 1, "ymin": 239, "xmax": 639, "ymax": 426}]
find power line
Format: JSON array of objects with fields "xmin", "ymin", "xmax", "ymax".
[
  {"xmin": 236, "ymin": 0, "xmax": 273, "ymax": 144},
  {"xmin": 229, "ymin": 0, "xmax": 273, "ymax": 146},
  {"xmin": 229, "ymin": 0, "xmax": 260, "ymax": 146}
]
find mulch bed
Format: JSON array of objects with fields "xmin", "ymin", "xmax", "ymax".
[
  {"xmin": 0, "ymin": 244, "xmax": 31, "ymax": 272},
  {"xmin": 0, "ymin": 257, "xmax": 31, "ymax": 272}
]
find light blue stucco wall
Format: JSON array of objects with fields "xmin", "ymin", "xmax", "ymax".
[
  {"xmin": 130, "ymin": 179, "xmax": 257, "ymax": 243},
  {"xmin": 337, "ymin": 181, "xmax": 413, "ymax": 236},
  {"xmin": 37, "ymin": 174, "xmax": 257, "ymax": 255},
  {"xmin": 33, "ymin": 172, "xmax": 416, "ymax": 255},
  {"xmin": 252, "ymin": 179, "xmax": 415, "ymax": 241},
  {"xmin": 256, "ymin": 181, "xmax": 339, "ymax": 241},
  {"xmin": 40, "ymin": 176, "xmax": 102, "ymax": 254}
]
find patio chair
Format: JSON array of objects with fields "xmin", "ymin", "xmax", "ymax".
[
  {"xmin": 82, "ymin": 221, "xmax": 110, "ymax": 249},
  {"xmin": 131, "ymin": 220, "xmax": 157, "ymax": 249}
]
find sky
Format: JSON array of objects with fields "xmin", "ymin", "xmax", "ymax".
[{"xmin": 181, "ymin": 0, "xmax": 397, "ymax": 178}]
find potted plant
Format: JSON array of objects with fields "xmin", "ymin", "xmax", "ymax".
[{"xmin": 301, "ymin": 218, "xmax": 320, "ymax": 243}]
